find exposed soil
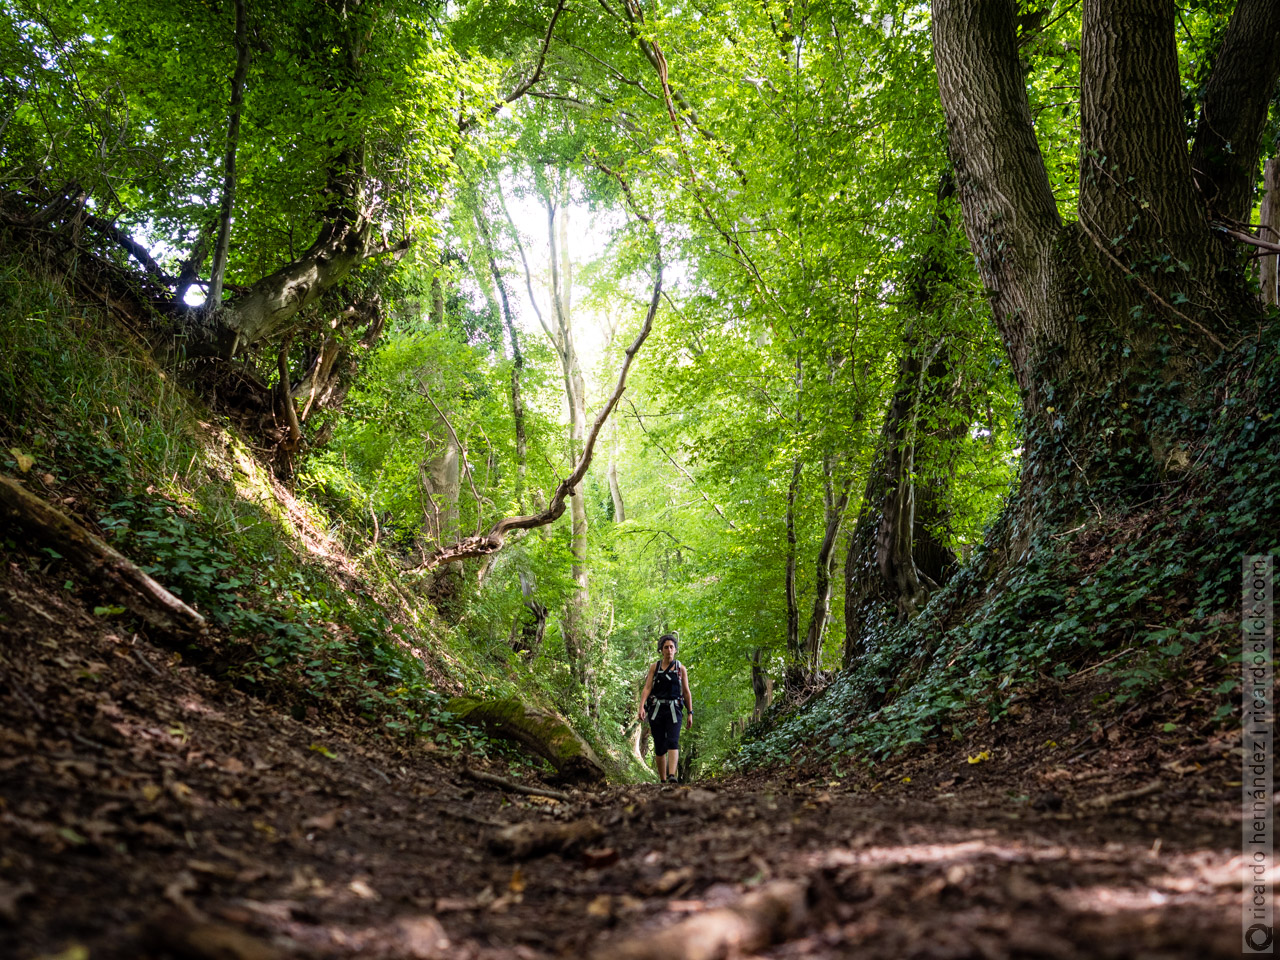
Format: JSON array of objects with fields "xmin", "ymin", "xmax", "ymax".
[{"xmin": 0, "ymin": 559, "xmax": 1244, "ymax": 960}]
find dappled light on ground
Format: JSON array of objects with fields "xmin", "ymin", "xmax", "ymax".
[{"xmin": 1, "ymin": 561, "xmax": 1241, "ymax": 959}]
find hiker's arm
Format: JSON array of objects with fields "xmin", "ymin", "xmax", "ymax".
[
  {"xmin": 637, "ymin": 663, "xmax": 656, "ymax": 721},
  {"xmin": 680, "ymin": 665, "xmax": 693, "ymax": 729}
]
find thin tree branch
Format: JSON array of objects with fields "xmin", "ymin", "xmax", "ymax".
[
  {"xmin": 80, "ymin": 212, "xmax": 170, "ymax": 283},
  {"xmin": 412, "ymin": 253, "xmax": 663, "ymax": 571},
  {"xmin": 498, "ymin": 181, "xmax": 555, "ymax": 344},
  {"xmin": 461, "ymin": 767, "xmax": 571, "ymax": 802},
  {"xmin": 471, "ymin": 195, "xmax": 529, "ymax": 511},
  {"xmin": 556, "ymin": 36, "xmax": 660, "ymax": 99},
  {"xmin": 277, "ymin": 340, "xmax": 302, "ymax": 448},
  {"xmin": 623, "ymin": 397, "xmax": 736, "ymax": 530},
  {"xmin": 207, "ymin": 0, "xmax": 251, "ymax": 311},
  {"xmin": 460, "ymin": 0, "xmax": 568, "ymax": 131},
  {"xmin": 1080, "ymin": 220, "xmax": 1227, "ymax": 352},
  {"xmin": 1214, "ymin": 222, "xmax": 1280, "ymax": 255}
]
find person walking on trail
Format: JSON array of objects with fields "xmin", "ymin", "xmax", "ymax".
[{"xmin": 638, "ymin": 634, "xmax": 692, "ymax": 784}]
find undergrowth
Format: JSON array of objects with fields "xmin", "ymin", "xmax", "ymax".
[
  {"xmin": 0, "ymin": 261, "xmax": 518, "ymax": 759},
  {"xmin": 739, "ymin": 323, "xmax": 1280, "ymax": 771}
]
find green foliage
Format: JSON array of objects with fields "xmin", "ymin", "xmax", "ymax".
[
  {"xmin": 5, "ymin": 0, "xmax": 1273, "ymax": 787},
  {"xmin": 0, "ymin": 0, "xmax": 485, "ymax": 278},
  {"xmin": 0, "ymin": 261, "xmax": 506, "ymax": 754}
]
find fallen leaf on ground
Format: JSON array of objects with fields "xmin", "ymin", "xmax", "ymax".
[
  {"xmin": 31, "ymin": 947, "xmax": 87, "ymax": 960},
  {"xmin": 508, "ymin": 866, "xmax": 526, "ymax": 893},
  {"xmin": 396, "ymin": 915, "xmax": 450, "ymax": 959},
  {"xmin": 303, "ymin": 810, "xmax": 339, "ymax": 831},
  {"xmin": 163, "ymin": 871, "xmax": 197, "ymax": 907},
  {"xmin": 0, "ymin": 879, "xmax": 35, "ymax": 923},
  {"xmin": 639, "ymin": 865, "xmax": 695, "ymax": 896},
  {"xmin": 145, "ymin": 911, "xmax": 284, "ymax": 960},
  {"xmin": 582, "ymin": 846, "xmax": 619, "ymax": 869}
]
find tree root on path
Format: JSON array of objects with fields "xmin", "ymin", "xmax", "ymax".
[
  {"xmin": 594, "ymin": 880, "xmax": 810, "ymax": 960},
  {"xmin": 1078, "ymin": 778, "xmax": 1164, "ymax": 810},
  {"xmin": 489, "ymin": 818, "xmax": 605, "ymax": 859},
  {"xmin": 461, "ymin": 766, "xmax": 573, "ymax": 802}
]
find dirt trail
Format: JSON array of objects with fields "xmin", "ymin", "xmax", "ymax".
[{"xmin": 0, "ymin": 562, "xmax": 1241, "ymax": 959}]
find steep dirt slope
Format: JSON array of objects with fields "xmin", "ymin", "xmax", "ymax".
[{"xmin": 0, "ymin": 560, "xmax": 1242, "ymax": 960}]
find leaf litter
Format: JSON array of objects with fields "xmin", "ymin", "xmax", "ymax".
[{"xmin": 0, "ymin": 560, "xmax": 1244, "ymax": 959}]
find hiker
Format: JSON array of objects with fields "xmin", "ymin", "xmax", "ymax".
[{"xmin": 637, "ymin": 633, "xmax": 692, "ymax": 783}]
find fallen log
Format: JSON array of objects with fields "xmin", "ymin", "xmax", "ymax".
[
  {"xmin": 446, "ymin": 696, "xmax": 606, "ymax": 784},
  {"xmin": 0, "ymin": 475, "xmax": 206, "ymax": 636}
]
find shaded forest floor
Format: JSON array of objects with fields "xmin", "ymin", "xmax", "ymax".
[{"xmin": 1, "ymin": 559, "xmax": 1243, "ymax": 960}]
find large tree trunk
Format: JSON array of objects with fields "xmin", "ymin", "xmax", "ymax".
[
  {"xmin": 444, "ymin": 697, "xmax": 607, "ymax": 784},
  {"xmin": 843, "ymin": 335, "xmax": 961, "ymax": 669},
  {"xmin": 186, "ymin": 118, "xmax": 408, "ymax": 359},
  {"xmin": 421, "ymin": 440, "xmax": 461, "ymax": 549},
  {"xmin": 289, "ymin": 297, "xmax": 386, "ymax": 427},
  {"xmin": 783, "ymin": 354, "xmax": 803, "ymax": 681},
  {"xmin": 1188, "ymin": 0, "xmax": 1280, "ymax": 224},
  {"xmin": 783, "ymin": 454, "xmax": 802, "ymax": 670},
  {"xmin": 750, "ymin": 647, "xmax": 774, "ymax": 722},
  {"xmin": 607, "ymin": 421, "xmax": 626, "ymax": 522},
  {"xmin": 932, "ymin": 0, "xmax": 1277, "ymax": 535}
]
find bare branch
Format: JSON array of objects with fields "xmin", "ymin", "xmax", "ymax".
[
  {"xmin": 1213, "ymin": 222, "xmax": 1280, "ymax": 255},
  {"xmin": 556, "ymin": 36, "xmax": 660, "ymax": 99},
  {"xmin": 624, "ymin": 398, "xmax": 736, "ymax": 530},
  {"xmin": 81, "ymin": 211, "xmax": 170, "ymax": 283},
  {"xmin": 412, "ymin": 253, "xmax": 663, "ymax": 571},
  {"xmin": 497, "ymin": 182, "xmax": 555, "ymax": 344},
  {"xmin": 207, "ymin": 0, "xmax": 252, "ymax": 312},
  {"xmin": 1080, "ymin": 221, "xmax": 1226, "ymax": 352},
  {"xmin": 277, "ymin": 340, "xmax": 302, "ymax": 449},
  {"xmin": 460, "ymin": 0, "xmax": 569, "ymax": 131}
]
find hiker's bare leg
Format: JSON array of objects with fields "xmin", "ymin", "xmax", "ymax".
[
  {"xmin": 654, "ymin": 752, "xmax": 667, "ymax": 781},
  {"xmin": 668, "ymin": 749, "xmax": 679, "ymax": 780}
]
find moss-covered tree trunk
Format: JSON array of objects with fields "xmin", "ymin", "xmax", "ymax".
[{"xmin": 446, "ymin": 697, "xmax": 606, "ymax": 784}]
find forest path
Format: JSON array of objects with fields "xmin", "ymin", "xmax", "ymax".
[{"xmin": 1, "ymin": 562, "xmax": 1239, "ymax": 960}]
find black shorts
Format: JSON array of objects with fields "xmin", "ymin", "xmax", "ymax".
[{"xmin": 649, "ymin": 708, "xmax": 682, "ymax": 755}]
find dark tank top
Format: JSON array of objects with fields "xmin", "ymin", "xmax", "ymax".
[{"xmin": 652, "ymin": 660, "xmax": 682, "ymax": 701}]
